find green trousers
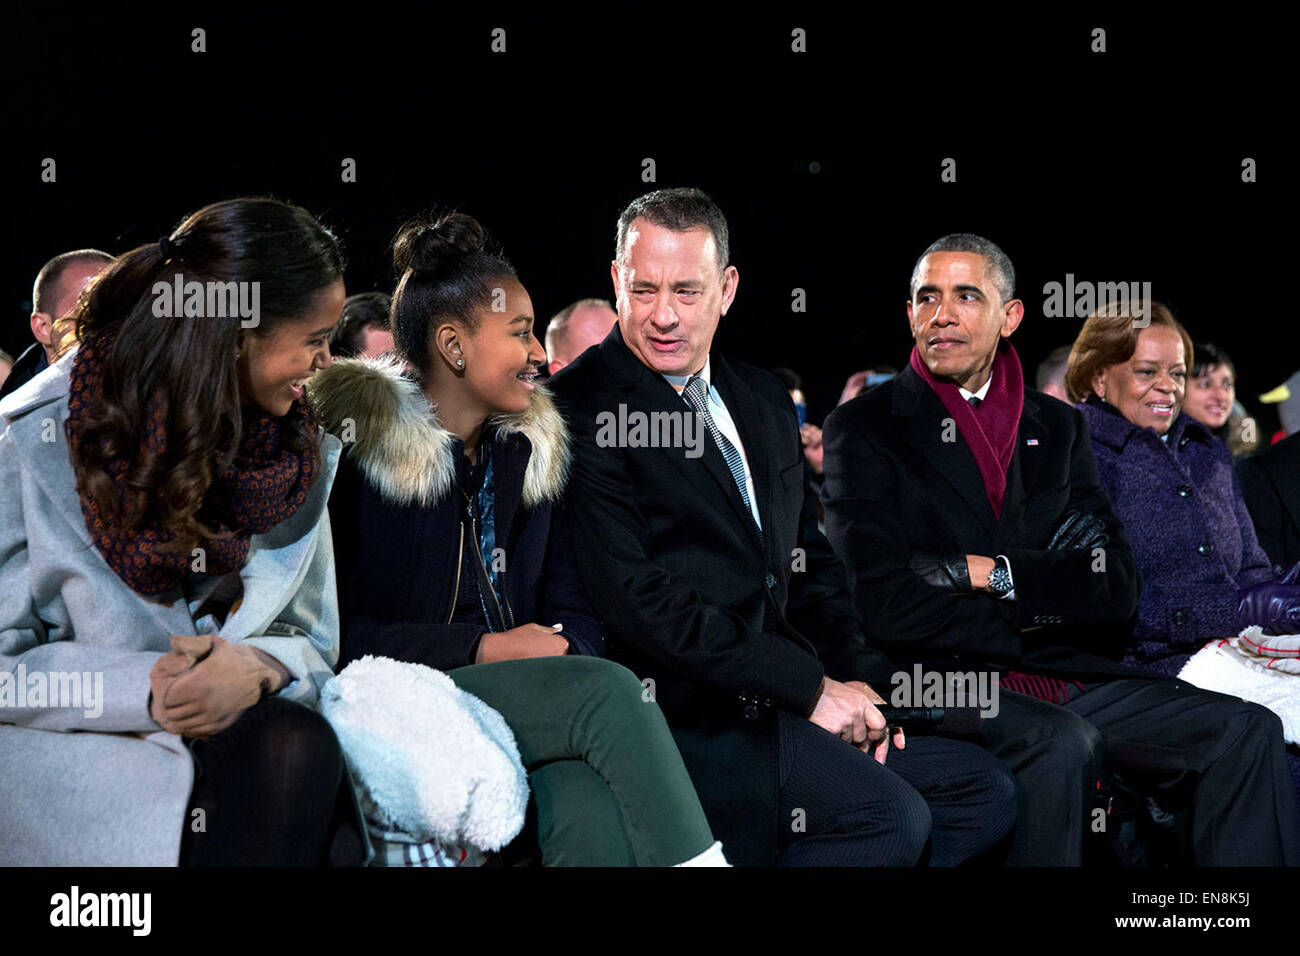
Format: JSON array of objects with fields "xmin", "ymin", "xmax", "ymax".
[{"xmin": 448, "ymin": 655, "xmax": 715, "ymax": 866}]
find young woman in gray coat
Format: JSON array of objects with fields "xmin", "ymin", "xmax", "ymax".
[{"xmin": 0, "ymin": 197, "xmax": 364, "ymax": 865}]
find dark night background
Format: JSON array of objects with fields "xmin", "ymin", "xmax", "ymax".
[
  {"xmin": 4, "ymin": 2, "xmax": 1298, "ymax": 921},
  {"xmin": 5, "ymin": 7, "xmax": 1290, "ymax": 431}
]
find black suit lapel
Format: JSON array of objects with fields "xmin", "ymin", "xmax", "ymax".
[
  {"xmin": 602, "ymin": 327, "xmax": 763, "ymax": 548},
  {"xmin": 894, "ymin": 367, "xmax": 998, "ymax": 537},
  {"xmin": 711, "ymin": 357, "xmax": 770, "ymax": 551},
  {"xmin": 994, "ymin": 393, "xmax": 1049, "ymax": 543}
]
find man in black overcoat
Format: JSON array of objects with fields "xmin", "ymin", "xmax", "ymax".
[
  {"xmin": 821, "ymin": 234, "xmax": 1298, "ymax": 864},
  {"xmin": 550, "ymin": 190, "xmax": 1016, "ymax": 866}
]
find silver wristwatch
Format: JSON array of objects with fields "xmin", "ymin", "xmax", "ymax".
[{"xmin": 988, "ymin": 555, "xmax": 1014, "ymax": 598}]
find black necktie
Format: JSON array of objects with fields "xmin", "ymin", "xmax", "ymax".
[{"xmin": 968, "ymin": 395, "xmax": 982, "ymax": 409}]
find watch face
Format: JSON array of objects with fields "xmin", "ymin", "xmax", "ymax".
[{"xmin": 990, "ymin": 566, "xmax": 1012, "ymax": 594}]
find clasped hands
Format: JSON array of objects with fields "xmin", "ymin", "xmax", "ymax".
[
  {"xmin": 149, "ymin": 634, "xmax": 288, "ymax": 739},
  {"xmin": 808, "ymin": 677, "xmax": 905, "ymax": 765}
]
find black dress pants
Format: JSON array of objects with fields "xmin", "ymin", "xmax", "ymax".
[
  {"xmin": 979, "ymin": 679, "xmax": 1300, "ymax": 865},
  {"xmin": 775, "ymin": 709, "xmax": 1017, "ymax": 866}
]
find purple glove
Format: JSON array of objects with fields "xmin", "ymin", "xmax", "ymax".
[{"xmin": 1237, "ymin": 562, "xmax": 1300, "ymax": 635}]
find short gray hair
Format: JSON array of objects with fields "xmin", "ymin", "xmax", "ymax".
[
  {"xmin": 615, "ymin": 187, "xmax": 730, "ymax": 275},
  {"xmin": 32, "ymin": 248, "xmax": 115, "ymax": 315},
  {"xmin": 1035, "ymin": 344, "xmax": 1072, "ymax": 391},
  {"xmin": 545, "ymin": 297, "xmax": 613, "ymax": 359},
  {"xmin": 909, "ymin": 233, "xmax": 1015, "ymax": 304}
]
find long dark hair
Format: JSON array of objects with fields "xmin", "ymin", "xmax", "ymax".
[
  {"xmin": 67, "ymin": 197, "xmax": 344, "ymax": 552},
  {"xmin": 389, "ymin": 212, "xmax": 517, "ymax": 383}
]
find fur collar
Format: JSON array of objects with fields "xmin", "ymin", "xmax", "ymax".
[{"xmin": 308, "ymin": 355, "xmax": 570, "ymax": 508}]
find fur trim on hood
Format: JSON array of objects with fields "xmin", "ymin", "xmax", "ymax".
[{"xmin": 308, "ymin": 355, "xmax": 570, "ymax": 508}]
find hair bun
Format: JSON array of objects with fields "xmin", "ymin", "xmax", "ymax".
[{"xmin": 392, "ymin": 212, "xmax": 486, "ymax": 274}]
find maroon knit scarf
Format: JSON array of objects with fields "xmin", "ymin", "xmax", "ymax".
[
  {"xmin": 909, "ymin": 340, "xmax": 1025, "ymax": 520},
  {"xmin": 66, "ymin": 329, "xmax": 320, "ymax": 596}
]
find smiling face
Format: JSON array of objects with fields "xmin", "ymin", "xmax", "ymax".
[
  {"xmin": 1184, "ymin": 362, "xmax": 1235, "ymax": 430},
  {"xmin": 237, "ymin": 278, "xmax": 344, "ymax": 417},
  {"xmin": 1093, "ymin": 323, "xmax": 1187, "ymax": 435},
  {"xmin": 458, "ymin": 279, "xmax": 546, "ymax": 416},
  {"xmin": 907, "ymin": 251, "xmax": 1023, "ymax": 391},
  {"xmin": 612, "ymin": 219, "xmax": 738, "ymax": 377}
]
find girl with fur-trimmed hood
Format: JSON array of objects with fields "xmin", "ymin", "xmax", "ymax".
[{"xmin": 311, "ymin": 212, "xmax": 725, "ymax": 866}]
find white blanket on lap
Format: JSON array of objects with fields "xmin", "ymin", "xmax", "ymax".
[
  {"xmin": 1178, "ymin": 627, "xmax": 1300, "ymax": 743},
  {"xmin": 320, "ymin": 655, "xmax": 529, "ymax": 852}
]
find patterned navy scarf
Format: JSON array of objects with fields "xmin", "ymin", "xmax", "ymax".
[{"xmin": 66, "ymin": 328, "xmax": 320, "ymax": 596}]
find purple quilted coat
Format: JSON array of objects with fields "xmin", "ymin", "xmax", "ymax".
[{"xmin": 1078, "ymin": 396, "xmax": 1276, "ymax": 676}]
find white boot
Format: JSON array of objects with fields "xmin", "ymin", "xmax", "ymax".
[{"xmin": 672, "ymin": 840, "xmax": 730, "ymax": 866}]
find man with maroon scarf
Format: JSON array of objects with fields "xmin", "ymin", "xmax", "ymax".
[{"xmin": 822, "ymin": 234, "xmax": 1299, "ymax": 865}]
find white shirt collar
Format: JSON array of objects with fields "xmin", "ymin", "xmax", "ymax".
[
  {"xmin": 662, "ymin": 354, "xmax": 711, "ymax": 392},
  {"xmin": 959, "ymin": 369, "xmax": 993, "ymax": 403}
]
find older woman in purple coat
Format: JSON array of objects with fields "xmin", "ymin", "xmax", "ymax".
[
  {"xmin": 1064, "ymin": 302, "xmax": 1295, "ymax": 677},
  {"xmin": 1066, "ymin": 302, "xmax": 1300, "ymax": 811}
]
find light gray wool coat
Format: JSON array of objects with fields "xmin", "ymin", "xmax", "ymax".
[{"xmin": 0, "ymin": 351, "xmax": 342, "ymax": 865}]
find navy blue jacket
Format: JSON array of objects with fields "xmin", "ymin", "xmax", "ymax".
[{"xmin": 312, "ymin": 357, "xmax": 605, "ymax": 672}]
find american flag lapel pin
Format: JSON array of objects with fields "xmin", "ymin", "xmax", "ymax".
[{"xmin": 1026, "ymin": 438, "xmax": 1039, "ymax": 446}]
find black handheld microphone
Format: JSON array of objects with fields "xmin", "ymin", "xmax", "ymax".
[{"xmin": 875, "ymin": 705, "xmax": 985, "ymax": 736}]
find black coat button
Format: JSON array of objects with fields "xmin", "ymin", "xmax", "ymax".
[
  {"xmin": 1173, "ymin": 610, "xmax": 1187, "ymax": 625},
  {"xmin": 1176, "ymin": 485, "xmax": 1192, "ymax": 497},
  {"xmin": 765, "ymin": 573, "xmax": 777, "ymax": 589},
  {"xmin": 1197, "ymin": 543, "xmax": 1214, "ymax": 555}
]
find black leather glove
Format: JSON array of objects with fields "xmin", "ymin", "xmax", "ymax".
[
  {"xmin": 909, "ymin": 554, "xmax": 973, "ymax": 593},
  {"xmin": 1237, "ymin": 562, "xmax": 1300, "ymax": 635},
  {"xmin": 1047, "ymin": 511, "xmax": 1110, "ymax": 551}
]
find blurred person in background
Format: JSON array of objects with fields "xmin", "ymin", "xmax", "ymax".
[
  {"xmin": 1238, "ymin": 431, "xmax": 1300, "ymax": 568},
  {"xmin": 1034, "ymin": 345, "xmax": 1072, "ymax": 404},
  {"xmin": 544, "ymin": 298, "xmax": 616, "ymax": 376},
  {"xmin": 771, "ymin": 367, "xmax": 823, "ymax": 477},
  {"xmin": 1181, "ymin": 343, "xmax": 1258, "ymax": 459},
  {"xmin": 837, "ymin": 365, "xmax": 897, "ymax": 406},
  {"xmin": 1259, "ymin": 370, "xmax": 1300, "ymax": 444},
  {"xmin": 1, "ymin": 249, "xmax": 115, "ymax": 400},
  {"xmin": 328, "ymin": 291, "xmax": 394, "ymax": 359}
]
